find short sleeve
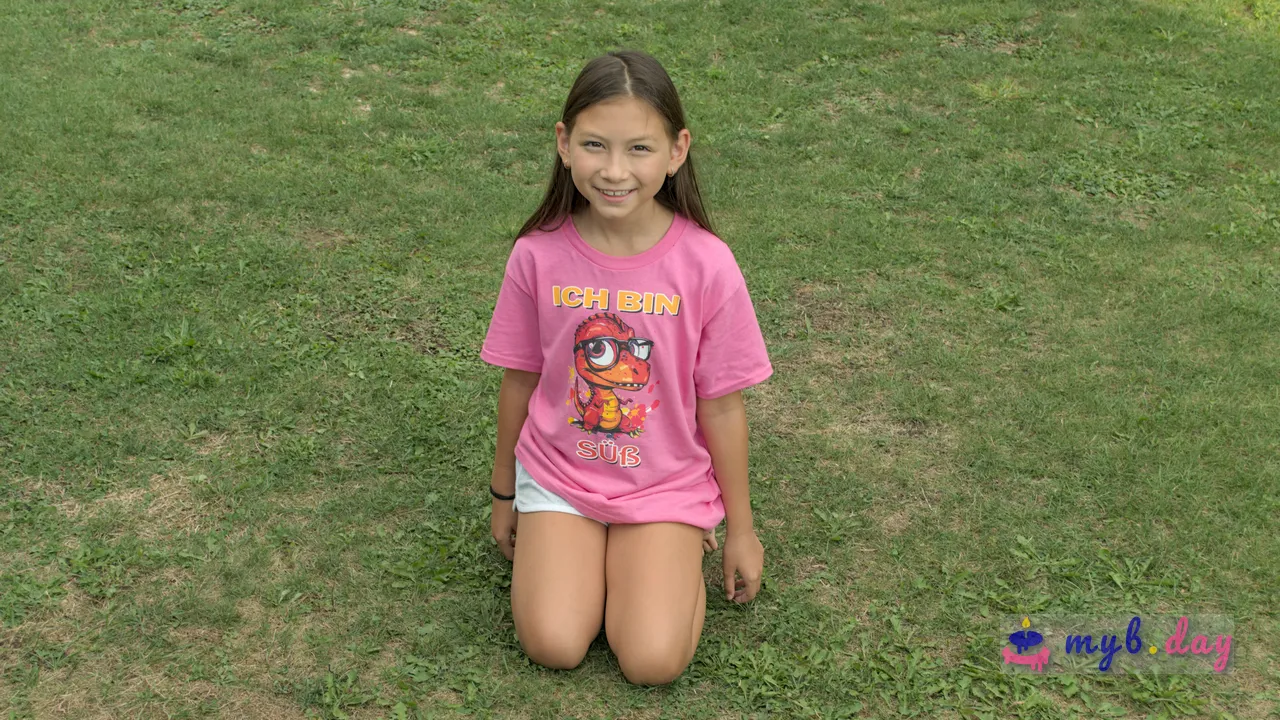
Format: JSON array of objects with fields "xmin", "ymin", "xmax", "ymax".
[
  {"xmin": 480, "ymin": 249, "xmax": 543, "ymax": 373},
  {"xmin": 693, "ymin": 281, "xmax": 773, "ymax": 399}
]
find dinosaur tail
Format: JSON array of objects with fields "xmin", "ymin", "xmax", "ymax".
[{"xmin": 572, "ymin": 374, "xmax": 587, "ymax": 416}]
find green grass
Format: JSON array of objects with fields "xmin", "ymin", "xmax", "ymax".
[{"xmin": 2, "ymin": 0, "xmax": 1278, "ymax": 717}]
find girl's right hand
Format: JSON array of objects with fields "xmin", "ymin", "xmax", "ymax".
[{"xmin": 491, "ymin": 498, "xmax": 519, "ymax": 562}]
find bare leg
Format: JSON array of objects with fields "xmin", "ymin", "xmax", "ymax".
[
  {"xmin": 603, "ymin": 522, "xmax": 706, "ymax": 685},
  {"xmin": 511, "ymin": 511, "xmax": 608, "ymax": 670},
  {"xmin": 688, "ymin": 572, "xmax": 706, "ymax": 667}
]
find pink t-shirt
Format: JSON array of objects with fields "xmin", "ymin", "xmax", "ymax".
[{"xmin": 480, "ymin": 211, "xmax": 773, "ymax": 530}]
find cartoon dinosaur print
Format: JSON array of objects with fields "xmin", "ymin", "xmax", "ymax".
[{"xmin": 569, "ymin": 312, "xmax": 655, "ymax": 437}]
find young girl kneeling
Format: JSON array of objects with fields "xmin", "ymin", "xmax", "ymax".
[{"xmin": 481, "ymin": 49, "xmax": 773, "ymax": 687}]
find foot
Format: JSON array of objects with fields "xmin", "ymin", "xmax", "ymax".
[{"xmin": 702, "ymin": 528, "xmax": 718, "ymax": 554}]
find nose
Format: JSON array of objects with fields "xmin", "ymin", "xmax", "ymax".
[{"xmin": 602, "ymin": 150, "xmax": 628, "ymax": 182}]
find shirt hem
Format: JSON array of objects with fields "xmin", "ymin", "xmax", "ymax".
[
  {"xmin": 514, "ymin": 447, "xmax": 725, "ymax": 531},
  {"xmin": 480, "ymin": 348, "xmax": 542, "ymax": 373},
  {"xmin": 696, "ymin": 365, "xmax": 774, "ymax": 400}
]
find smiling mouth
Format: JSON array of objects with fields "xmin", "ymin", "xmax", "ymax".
[
  {"xmin": 597, "ymin": 188, "xmax": 635, "ymax": 197},
  {"xmin": 614, "ymin": 381, "xmax": 643, "ymax": 389}
]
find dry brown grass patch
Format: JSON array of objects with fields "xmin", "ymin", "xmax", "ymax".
[
  {"xmin": 878, "ymin": 509, "xmax": 912, "ymax": 536},
  {"xmin": 790, "ymin": 279, "xmax": 896, "ymax": 340},
  {"xmin": 48, "ymin": 471, "xmax": 209, "ymax": 540},
  {"xmin": 271, "ymin": 482, "xmax": 350, "ymax": 516},
  {"xmin": 29, "ymin": 659, "xmax": 308, "ymax": 720},
  {"xmin": 788, "ymin": 556, "xmax": 848, "ymax": 607},
  {"xmin": 8, "ymin": 586, "xmax": 99, "ymax": 651},
  {"xmin": 424, "ymin": 688, "xmax": 465, "ymax": 710},
  {"xmin": 140, "ymin": 472, "xmax": 209, "ymax": 539},
  {"xmin": 1226, "ymin": 629, "xmax": 1280, "ymax": 719},
  {"xmin": 852, "ymin": 88, "xmax": 890, "ymax": 113},
  {"xmin": 193, "ymin": 431, "xmax": 234, "ymax": 456},
  {"xmin": 396, "ymin": 313, "xmax": 450, "ymax": 354},
  {"xmin": 228, "ymin": 597, "xmax": 322, "ymax": 684},
  {"xmin": 167, "ymin": 624, "xmax": 224, "ymax": 647},
  {"xmin": 746, "ymin": 378, "xmax": 812, "ymax": 440},
  {"xmin": 820, "ymin": 98, "xmax": 843, "ymax": 123},
  {"xmin": 299, "ymin": 227, "xmax": 350, "ymax": 250},
  {"xmin": 1118, "ymin": 205, "xmax": 1153, "ymax": 230},
  {"xmin": 0, "ymin": 550, "xmax": 37, "ymax": 576},
  {"xmin": 614, "ymin": 708, "xmax": 661, "ymax": 720}
]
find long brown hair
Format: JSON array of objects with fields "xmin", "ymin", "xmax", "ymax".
[{"xmin": 513, "ymin": 49, "xmax": 716, "ymax": 242}]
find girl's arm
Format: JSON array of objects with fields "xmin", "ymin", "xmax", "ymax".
[
  {"xmin": 696, "ymin": 390, "xmax": 753, "ymax": 534},
  {"xmin": 493, "ymin": 368, "xmax": 541, "ymax": 495}
]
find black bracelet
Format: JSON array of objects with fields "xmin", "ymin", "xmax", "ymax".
[{"xmin": 490, "ymin": 486, "xmax": 515, "ymax": 501}]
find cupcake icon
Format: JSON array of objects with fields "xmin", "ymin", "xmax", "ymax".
[{"xmin": 1002, "ymin": 617, "xmax": 1050, "ymax": 672}]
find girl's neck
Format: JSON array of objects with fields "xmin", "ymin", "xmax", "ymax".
[{"xmin": 572, "ymin": 202, "xmax": 675, "ymax": 258}]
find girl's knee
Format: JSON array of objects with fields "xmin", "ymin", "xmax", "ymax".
[
  {"xmin": 614, "ymin": 637, "xmax": 693, "ymax": 686},
  {"xmin": 519, "ymin": 627, "xmax": 592, "ymax": 671}
]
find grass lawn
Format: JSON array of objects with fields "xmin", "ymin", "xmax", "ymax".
[{"xmin": 2, "ymin": 0, "xmax": 1277, "ymax": 717}]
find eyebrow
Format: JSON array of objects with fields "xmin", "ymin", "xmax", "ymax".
[{"xmin": 581, "ymin": 133, "xmax": 656, "ymax": 143}]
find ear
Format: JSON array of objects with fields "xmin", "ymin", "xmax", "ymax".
[
  {"xmin": 555, "ymin": 122, "xmax": 570, "ymax": 166},
  {"xmin": 668, "ymin": 128, "xmax": 692, "ymax": 175}
]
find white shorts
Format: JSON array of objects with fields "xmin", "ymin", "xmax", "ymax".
[{"xmin": 514, "ymin": 457, "xmax": 609, "ymax": 527}]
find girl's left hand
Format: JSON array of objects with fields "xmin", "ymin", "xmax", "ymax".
[
  {"xmin": 722, "ymin": 529, "xmax": 764, "ymax": 603},
  {"xmin": 702, "ymin": 528, "xmax": 718, "ymax": 554}
]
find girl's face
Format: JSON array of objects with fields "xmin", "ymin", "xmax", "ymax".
[{"xmin": 556, "ymin": 96, "xmax": 690, "ymax": 220}]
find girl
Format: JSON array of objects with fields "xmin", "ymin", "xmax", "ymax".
[{"xmin": 480, "ymin": 49, "xmax": 772, "ymax": 687}]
